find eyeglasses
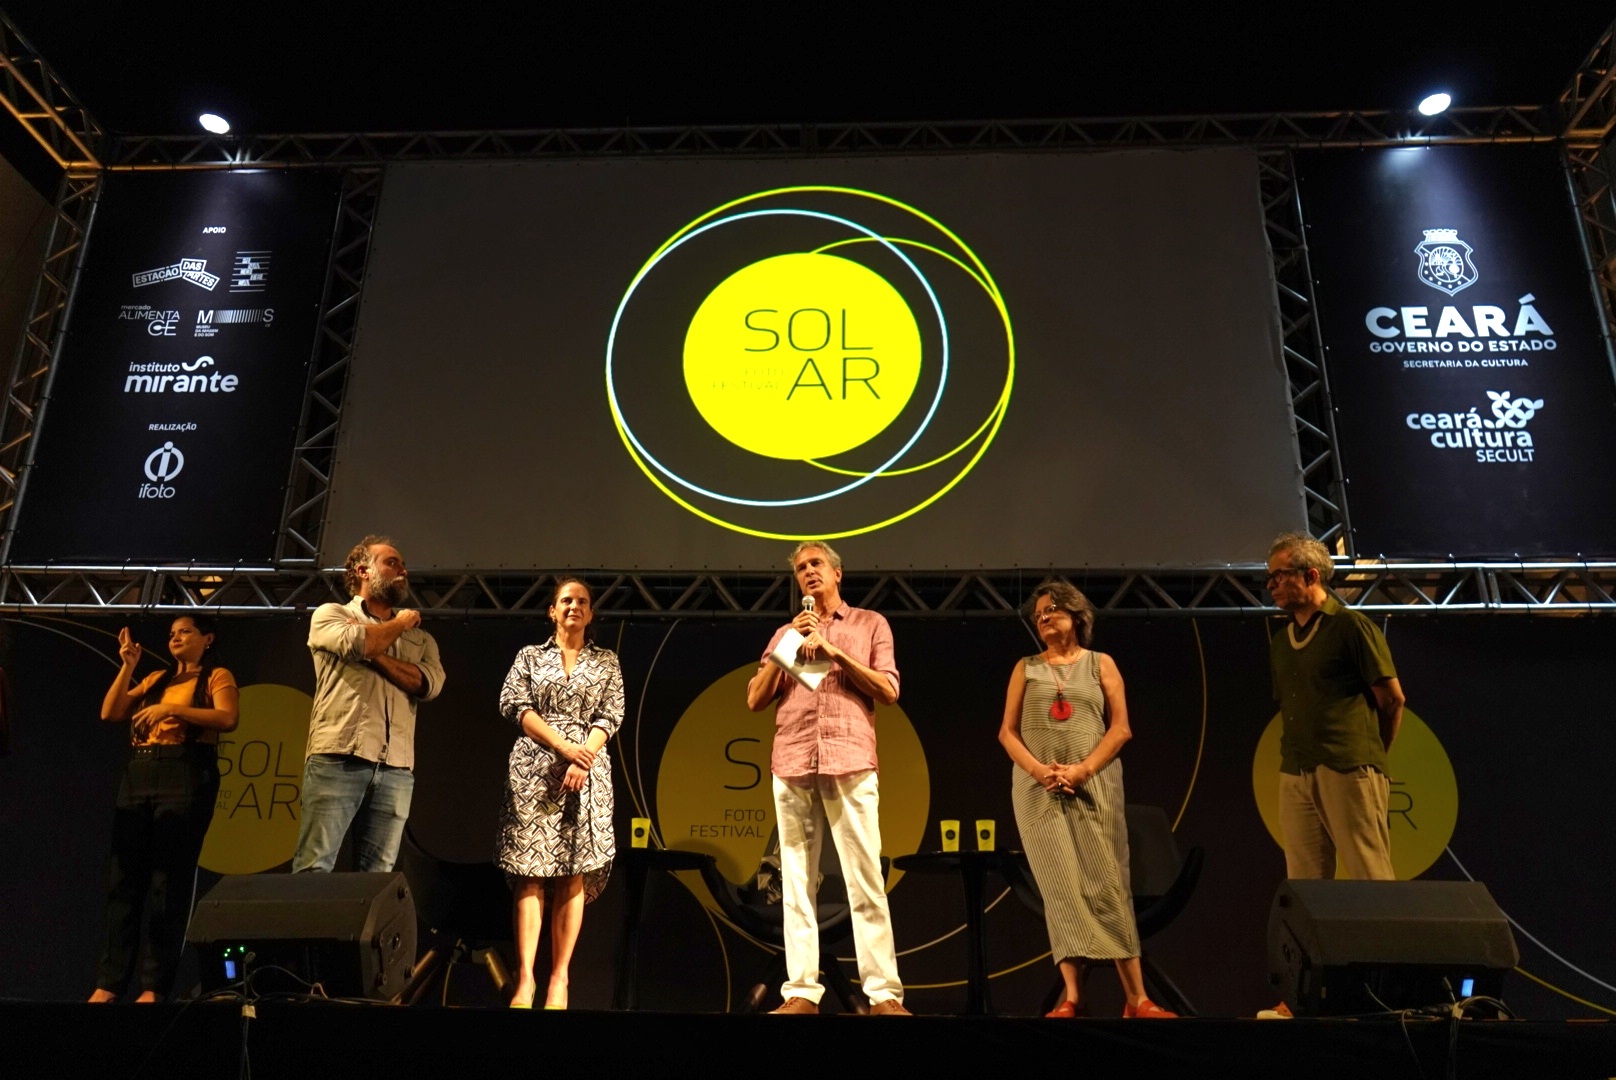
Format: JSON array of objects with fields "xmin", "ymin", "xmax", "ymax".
[
  {"xmin": 1264, "ymin": 568, "xmax": 1306, "ymax": 587},
  {"xmin": 1035, "ymin": 607, "xmax": 1070, "ymax": 621}
]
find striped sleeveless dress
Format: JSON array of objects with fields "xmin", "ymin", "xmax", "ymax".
[{"xmin": 1010, "ymin": 651, "xmax": 1139, "ymax": 960}]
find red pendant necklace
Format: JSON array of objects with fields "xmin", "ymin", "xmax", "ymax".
[{"xmin": 1047, "ymin": 653, "xmax": 1077, "ymax": 720}]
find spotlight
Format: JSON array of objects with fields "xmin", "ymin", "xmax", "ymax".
[
  {"xmin": 199, "ymin": 113, "xmax": 231, "ymax": 134},
  {"xmin": 1417, "ymin": 93, "xmax": 1452, "ymax": 117}
]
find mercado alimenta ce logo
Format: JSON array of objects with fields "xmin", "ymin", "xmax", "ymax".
[
  {"xmin": 1405, "ymin": 389, "xmax": 1544, "ymax": 465},
  {"xmin": 606, "ymin": 187, "xmax": 1015, "ymax": 541}
]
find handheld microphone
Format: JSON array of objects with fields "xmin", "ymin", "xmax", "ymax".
[{"xmin": 802, "ymin": 595, "xmax": 815, "ymax": 615}]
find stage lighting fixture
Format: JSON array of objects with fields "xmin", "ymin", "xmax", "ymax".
[
  {"xmin": 199, "ymin": 112, "xmax": 232, "ymax": 134},
  {"xmin": 1417, "ymin": 92, "xmax": 1452, "ymax": 116}
]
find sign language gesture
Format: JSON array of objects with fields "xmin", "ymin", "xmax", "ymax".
[
  {"xmin": 117, "ymin": 626, "xmax": 142, "ymax": 669},
  {"xmin": 132, "ymin": 701, "xmax": 176, "ymax": 742}
]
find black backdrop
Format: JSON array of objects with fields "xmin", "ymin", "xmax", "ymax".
[{"xmin": 2, "ymin": 609, "xmax": 1611, "ymax": 1020}]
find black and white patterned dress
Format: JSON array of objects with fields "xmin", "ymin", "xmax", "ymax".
[
  {"xmin": 1011, "ymin": 651, "xmax": 1139, "ymax": 960},
  {"xmin": 496, "ymin": 639, "xmax": 624, "ymax": 901}
]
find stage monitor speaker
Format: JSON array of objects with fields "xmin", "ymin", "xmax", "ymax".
[
  {"xmin": 187, "ymin": 872, "xmax": 417, "ymax": 1000},
  {"xmin": 1268, "ymin": 880, "xmax": 1517, "ymax": 1016}
]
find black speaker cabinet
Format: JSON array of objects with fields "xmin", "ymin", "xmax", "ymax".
[
  {"xmin": 1268, "ymin": 880, "xmax": 1518, "ymax": 1016},
  {"xmin": 187, "ymin": 872, "xmax": 417, "ymax": 1000}
]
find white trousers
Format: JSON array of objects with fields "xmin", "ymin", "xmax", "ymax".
[{"xmin": 772, "ymin": 770, "xmax": 903, "ymax": 1005}]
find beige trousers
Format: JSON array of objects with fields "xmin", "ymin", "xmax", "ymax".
[{"xmin": 1277, "ymin": 766, "xmax": 1395, "ymax": 880}]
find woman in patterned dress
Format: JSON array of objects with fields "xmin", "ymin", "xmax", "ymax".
[
  {"xmin": 496, "ymin": 578, "xmax": 624, "ymax": 1009},
  {"xmin": 998, "ymin": 582, "xmax": 1174, "ymax": 1019}
]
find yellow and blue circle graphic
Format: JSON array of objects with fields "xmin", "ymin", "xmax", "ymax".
[
  {"xmin": 607, "ymin": 186, "xmax": 1015, "ymax": 541},
  {"xmin": 1251, "ymin": 707, "xmax": 1459, "ymax": 879}
]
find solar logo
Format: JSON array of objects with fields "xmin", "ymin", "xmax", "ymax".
[{"xmin": 606, "ymin": 186, "xmax": 1015, "ymax": 541}]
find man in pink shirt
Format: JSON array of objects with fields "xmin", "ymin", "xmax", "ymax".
[{"xmin": 746, "ymin": 541, "xmax": 909, "ymax": 1015}]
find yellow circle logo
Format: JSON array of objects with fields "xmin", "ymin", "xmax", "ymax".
[
  {"xmin": 200, "ymin": 683, "xmax": 311, "ymax": 874},
  {"xmin": 683, "ymin": 253, "xmax": 922, "ymax": 460},
  {"xmin": 1251, "ymin": 707, "xmax": 1458, "ymax": 879},
  {"xmin": 607, "ymin": 186, "xmax": 1015, "ymax": 540},
  {"xmin": 656, "ymin": 664, "xmax": 929, "ymax": 906}
]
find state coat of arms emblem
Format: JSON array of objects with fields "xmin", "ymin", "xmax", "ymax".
[{"xmin": 1414, "ymin": 228, "xmax": 1479, "ymax": 295}]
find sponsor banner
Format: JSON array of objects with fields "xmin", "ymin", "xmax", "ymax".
[
  {"xmin": 1299, "ymin": 146, "xmax": 1616, "ymax": 557},
  {"xmin": 9, "ymin": 171, "xmax": 339, "ymax": 562}
]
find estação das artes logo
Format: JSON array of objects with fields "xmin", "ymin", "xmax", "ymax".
[
  {"xmin": 1414, "ymin": 228, "xmax": 1479, "ymax": 295},
  {"xmin": 132, "ymin": 258, "xmax": 219, "ymax": 291},
  {"xmin": 140, "ymin": 440, "xmax": 186, "ymax": 498},
  {"xmin": 1404, "ymin": 389, "xmax": 1545, "ymax": 464}
]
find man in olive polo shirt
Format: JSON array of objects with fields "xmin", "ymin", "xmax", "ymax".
[{"xmin": 1264, "ymin": 532, "xmax": 1405, "ymax": 879}]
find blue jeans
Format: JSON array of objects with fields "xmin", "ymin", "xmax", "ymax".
[{"xmin": 292, "ymin": 754, "xmax": 414, "ymax": 873}]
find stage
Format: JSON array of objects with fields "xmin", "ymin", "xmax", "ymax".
[
  {"xmin": 5, "ymin": 9, "xmax": 1616, "ymax": 1068},
  {"xmin": 8, "ymin": 1001, "xmax": 1614, "ymax": 1080}
]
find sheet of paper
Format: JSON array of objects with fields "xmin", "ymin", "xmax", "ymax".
[{"xmin": 768, "ymin": 628, "xmax": 832, "ymax": 691}]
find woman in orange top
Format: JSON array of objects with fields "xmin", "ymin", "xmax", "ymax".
[{"xmin": 89, "ymin": 616, "xmax": 239, "ymax": 1002}]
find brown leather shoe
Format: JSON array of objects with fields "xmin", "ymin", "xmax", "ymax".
[
  {"xmin": 769, "ymin": 997, "xmax": 819, "ymax": 1015},
  {"xmin": 869, "ymin": 1000, "xmax": 913, "ymax": 1015}
]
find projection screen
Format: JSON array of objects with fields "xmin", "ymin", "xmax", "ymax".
[{"xmin": 325, "ymin": 150, "xmax": 1302, "ymax": 570}]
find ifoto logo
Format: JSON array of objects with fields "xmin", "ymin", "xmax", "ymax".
[{"xmin": 139, "ymin": 440, "xmax": 185, "ymax": 498}]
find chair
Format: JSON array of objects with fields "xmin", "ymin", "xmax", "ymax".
[
  {"xmin": 390, "ymin": 826, "xmax": 512, "ymax": 1005},
  {"xmin": 1004, "ymin": 803, "xmax": 1204, "ymax": 1015}
]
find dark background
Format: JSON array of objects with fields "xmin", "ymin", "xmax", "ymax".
[
  {"xmin": 5, "ymin": 8, "xmax": 1613, "ymax": 132},
  {"xmin": 2, "ymin": 5, "xmax": 1613, "ymax": 198},
  {"xmin": 1, "ymin": 608, "xmax": 1611, "ymax": 1019}
]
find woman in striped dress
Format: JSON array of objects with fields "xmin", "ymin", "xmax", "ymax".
[{"xmin": 998, "ymin": 582, "xmax": 1174, "ymax": 1019}]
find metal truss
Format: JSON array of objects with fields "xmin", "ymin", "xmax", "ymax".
[
  {"xmin": 3, "ymin": 563, "xmax": 1614, "ymax": 618},
  {"xmin": 1558, "ymin": 17, "xmax": 1616, "ymax": 385},
  {"xmin": 274, "ymin": 168, "xmax": 384, "ymax": 564},
  {"xmin": 1562, "ymin": 141, "xmax": 1616, "ymax": 385},
  {"xmin": 1559, "ymin": 18, "xmax": 1616, "ymax": 146},
  {"xmin": 1, "ymin": 16, "xmax": 1611, "ymax": 621},
  {"xmin": 0, "ymin": 11, "xmax": 103, "ymax": 171},
  {"xmin": 1259, "ymin": 150, "xmax": 1349, "ymax": 549},
  {"xmin": 100, "ymin": 106, "xmax": 1558, "ymax": 171},
  {"xmin": 0, "ymin": 172, "xmax": 100, "ymax": 559}
]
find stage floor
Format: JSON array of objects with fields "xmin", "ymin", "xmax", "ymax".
[{"xmin": 7, "ymin": 1001, "xmax": 1614, "ymax": 1079}]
